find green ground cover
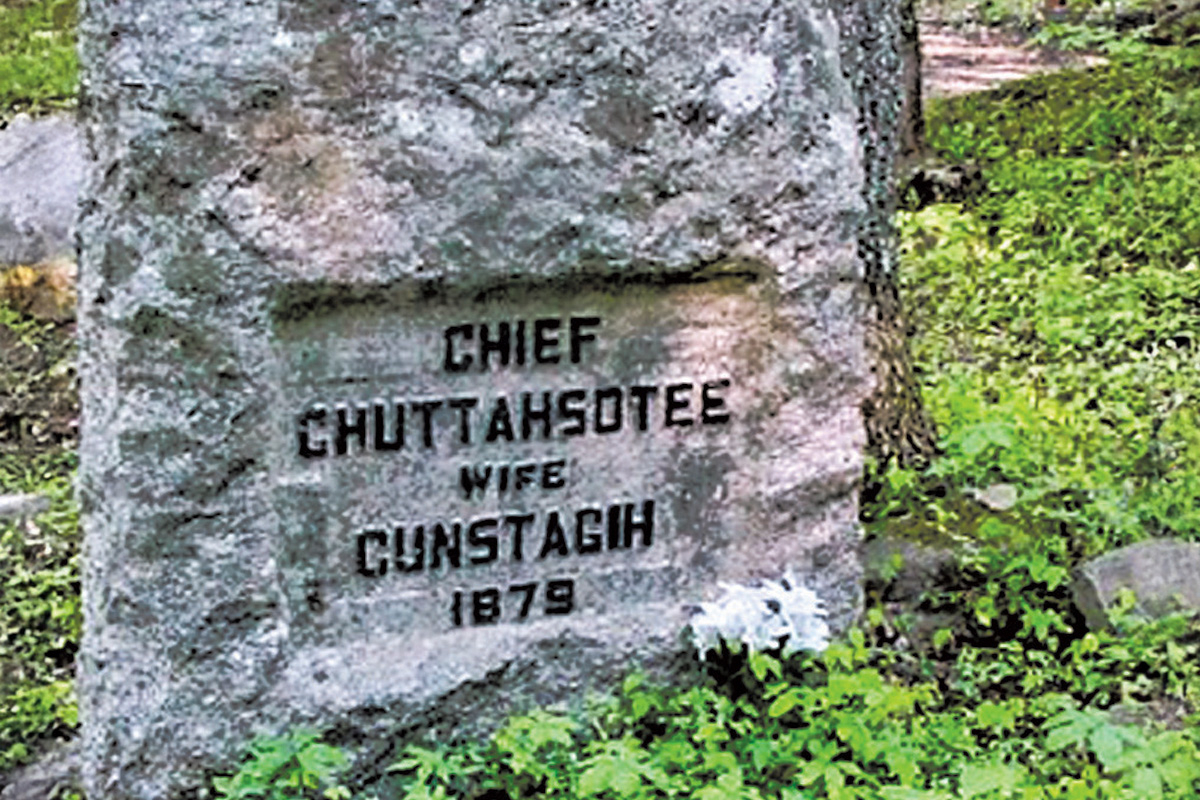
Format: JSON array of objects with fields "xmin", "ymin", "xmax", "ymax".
[
  {"xmin": 0, "ymin": 307, "xmax": 77, "ymax": 771},
  {"xmin": 0, "ymin": 451, "xmax": 77, "ymax": 771},
  {"xmin": 2, "ymin": 14, "xmax": 1200, "ymax": 800},
  {"xmin": 924, "ymin": 0, "xmax": 1157, "ymax": 30},
  {"xmin": 0, "ymin": 0, "xmax": 75, "ymax": 118},
  {"xmin": 901, "ymin": 45, "xmax": 1200, "ymax": 554}
]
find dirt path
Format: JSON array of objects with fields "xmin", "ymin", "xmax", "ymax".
[{"xmin": 921, "ymin": 21, "xmax": 1106, "ymax": 97}]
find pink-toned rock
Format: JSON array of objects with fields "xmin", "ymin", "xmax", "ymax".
[{"xmin": 77, "ymin": 1, "xmax": 901, "ymax": 796}]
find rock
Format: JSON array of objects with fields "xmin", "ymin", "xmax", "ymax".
[
  {"xmin": 863, "ymin": 536, "xmax": 960, "ymax": 603},
  {"xmin": 0, "ymin": 494, "xmax": 50, "ymax": 521},
  {"xmin": 971, "ymin": 483, "xmax": 1018, "ymax": 512},
  {"xmin": 77, "ymin": 1, "xmax": 902, "ymax": 796},
  {"xmin": 899, "ymin": 160, "xmax": 985, "ymax": 210},
  {"xmin": 1107, "ymin": 698, "xmax": 1192, "ymax": 732},
  {"xmin": 1072, "ymin": 540, "xmax": 1200, "ymax": 629},
  {"xmin": 0, "ymin": 740, "xmax": 80, "ymax": 800},
  {"xmin": 0, "ymin": 114, "xmax": 83, "ymax": 267}
]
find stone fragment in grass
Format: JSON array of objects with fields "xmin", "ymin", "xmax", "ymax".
[
  {"xmin": 0, "ymin": 493, "xmax": 49, "ymax": 520},
  {"xmin": 0, "ymin": 113, "xmax": 82, "ymax": 268},
  {"xmin": 1072, "ymin": 539, "xmax": 1200, "ymax": 629}
]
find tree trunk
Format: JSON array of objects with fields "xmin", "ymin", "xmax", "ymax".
[
  {"xmin": 881, "ymin": 0, "xmax": 938, "ymax": 475},
  {"xmin": 897, "ymin": 0, "xmax": 927, "ymax": 170},
  {"xmin": 861, "ymin": 261, "xmax": 939, "ymax": 478},
  {"xmin": 840, "ymin": 0, "xmax": 940, "ymax": 495}
]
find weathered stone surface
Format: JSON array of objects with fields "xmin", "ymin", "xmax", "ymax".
[
  {"xmin": 0, "ymin": 493, "xmax": 49, "ymax": 520},
  {"xmin": 0, "ymin": 114, "xmax": 82, "ymax": 266},
  {"xmin": 0, "ymin": 740, "xmax": 80, "ymax": 800},
  {"xmin": 863, "ymin": 536, "xmax": 959, "ymax": 603},
  {"xmin": 1073, "ymin": 540, "xmax": 1200, "ymax": 629},
  {"xmin": 78, "ymin": 2, "xmax": 900, "ymax": 797}
]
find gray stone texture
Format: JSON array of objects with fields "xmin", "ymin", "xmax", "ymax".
[
  {"xmin": 78, "ymin": 1, "xmax": 901, "ymax": 797},
  {"xmin": 0, "ymin": 113, "xmax": 82, "ymax": 266},
  {"xmin": 1073, "ymin": 539, "xmax": 1200, "ymax": 630},
  {"xmin": 0, "ymin": 740, "xmax": 80, "ymax": 800},
  {"xmin": 0, "ymin": 493, "xmax": 49, "ymax": 520},
  {"xmin": 863, "ymin": 536, "xmax": 959, "ymax": 603}
]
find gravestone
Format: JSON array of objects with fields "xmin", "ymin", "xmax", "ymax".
[{"xmin": 78, "ymin": 1, "xmax": 901, "ymax": 797}]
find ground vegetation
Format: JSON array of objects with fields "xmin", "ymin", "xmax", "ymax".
[{"xmin": 0, "ymin": 0, "xmax": 74, "ymax": 120}]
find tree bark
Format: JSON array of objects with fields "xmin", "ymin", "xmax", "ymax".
[
  {"xmin": 897, "ymin": 0, "xmax": 927, "ymax": 171},
  {"xmin": 840, "ymin": 0, "xmax": 940, "ymax": 493},
  {"xmin": 861, "ymin": 259, "xmax": 939, "ymax": 478}
]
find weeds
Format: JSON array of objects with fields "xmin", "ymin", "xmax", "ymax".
[
  {"xmin": 0, "ymin": 0, "xmax": 76, "ymax": 117},
  {"xmin": 0, "ymin": 449, "xmax": 79, "ymax": 770}
]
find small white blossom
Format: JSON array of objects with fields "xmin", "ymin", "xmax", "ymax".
[{"xmin": 689, "ymin": 569, "xmax": 829, "ymax": 658}]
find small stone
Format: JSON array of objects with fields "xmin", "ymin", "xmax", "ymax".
[
  {"xmin": 1106, "ymin": 698, "xmax": 1191, "ymax": 732},
  {"xmin": 1072, "ymin": 539, "xmax": 1200, "ymax": 629},
  {"xmin": 0, "ymin": 494, "xmax": 50, "ymax": 521},
  {"xmin": 863, "ymin": 537, "xmax": 960, "ymax": 603},
  {"xmin": 0, "ymin": 113, "xmax": 83, "ymax": 268},
  {"xmin": 972, "ymin": 483, "xmax": 1018, "ymax": 511}
]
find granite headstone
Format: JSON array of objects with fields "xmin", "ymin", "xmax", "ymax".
[{"xmin": 78, "ymin": 1, "xmax": 900, "ymax": 796}]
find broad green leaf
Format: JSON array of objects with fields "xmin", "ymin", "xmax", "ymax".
[
  {"xmin": 768, "ymin": 691, "xmax": 802, "ymax": 718},
  {"xmin": 1130, "ymin": 766, "xmax": 1163, "ymax": 800},
  {"xmin": 960, "ymin": 761, "xmax": 1023, "ymax": 798},
  {"xmin": 1087, "ymin": 724, "xmax": 1126, "ymax": 770}
]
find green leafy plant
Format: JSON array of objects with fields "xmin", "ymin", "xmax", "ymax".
[
  {"xmin": 211, "ymin": 728, "xmax": 350, "ymax": 800},
  {"xmin": 1040, "ymin": 697, "xmax": 1200, "ymax": 797},
  {"xmin": 386, "ymin": 631, "xmax": 1200, "ymax": 799}
]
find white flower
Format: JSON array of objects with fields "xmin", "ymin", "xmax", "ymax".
[{"xmin": 689, "ymin": 569, "xmax": 829, "ymax": 658}]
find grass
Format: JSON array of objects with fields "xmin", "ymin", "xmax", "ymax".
[
  {"xmin": 0, "ymin": 449, "xmax": 78, "ymax": 771},
  {"xmin": 0, "ymin": 0, "xmax": 76, "ymax": 118},
  {"xmin": 0, "ymin": 346, "xmax": 78, "ymax": 772},
  {"xmin": 892, "ymin": 45, "xmax": 1200, "ymax": 555}
]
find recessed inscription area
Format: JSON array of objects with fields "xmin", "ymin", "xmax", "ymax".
[{"xmin": 273, "ymin": 279, "xmax": 788, "ymax": 639}]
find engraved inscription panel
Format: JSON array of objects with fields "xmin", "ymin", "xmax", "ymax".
[{"xmin": 272, "ymin": 279, "xmax": 793, "ymax": 644}]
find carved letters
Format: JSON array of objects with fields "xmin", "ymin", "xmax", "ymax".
[{"xmin": 294, "ymin": 315, "xmax": 732, "ymax": 628}]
